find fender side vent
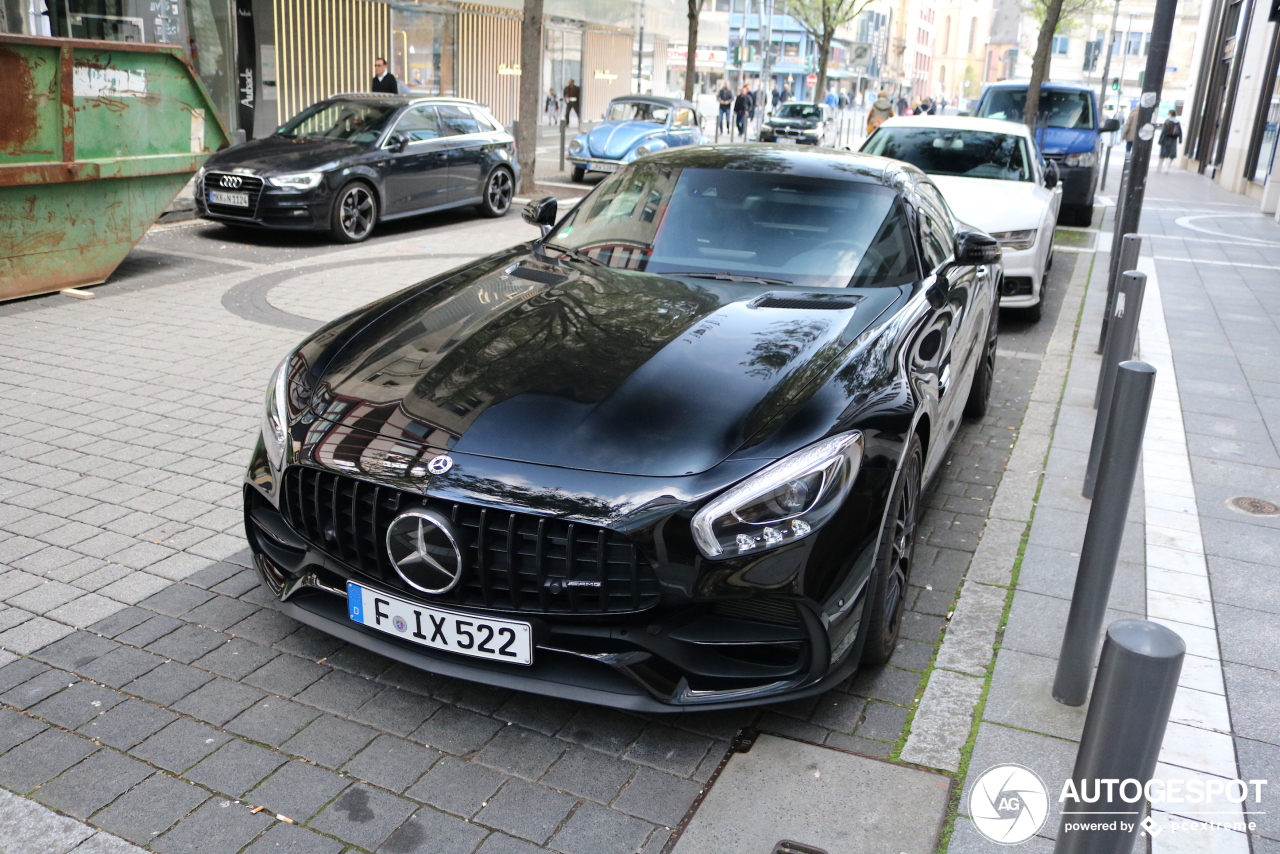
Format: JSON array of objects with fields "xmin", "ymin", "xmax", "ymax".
[
  {"xmin": 510, "ymin": 265, "xmax": 568, "ymax": 285},
  {"xmin": 753, "ymin": 296, "xmax": 861, "ymax": 310}
]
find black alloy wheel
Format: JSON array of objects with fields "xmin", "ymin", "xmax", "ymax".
[
  {"xmin": 964, "ymin": 314, "xmax": 999, "ymax": 418},
  {"xmin": 330, "ymin": 182, "xmax": 377, "ymax": 243},
  {"xmin": 862, "ymin": 435, "xmax": 923, "ymax": 665},
  {"xmin": 479, "ymin": 168, "xmax": 514, "ymax": 218}
]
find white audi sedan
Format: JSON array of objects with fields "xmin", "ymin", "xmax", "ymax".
[{"xmin": 861, "ymin": 116, "xmax": 1061, "ymax": 320}]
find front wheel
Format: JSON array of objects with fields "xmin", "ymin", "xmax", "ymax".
[
  {"xmin": 571, "ymin": 165, "xmax": 586, "ymax": 183},
  {"xmin": 964, "ymin": 314, "xmax": 999, "ymax": 418},
  {"xmin": 862, "ymin": 435, "xmax": 923, "ymax": 665},
  {"xmin": 329, "ymin": 182, "xmax": 377, "ymax": 243},
  {"xmin": 478, "ymin": 168, "xmax": 513, "ymax": 218}
]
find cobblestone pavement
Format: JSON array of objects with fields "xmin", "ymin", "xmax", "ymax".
[{"xmin": 0, "ymin": 208, "xmax": 1074, "ymax": 853}]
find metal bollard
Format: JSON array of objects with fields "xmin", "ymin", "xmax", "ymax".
[
  {"xmin": 1058, "ymin": 361, "xmax": 1156, "ymax": 704},
  {"xmin": 1099, "ymin": 143, "xmax": 1113, "ymax": 192},
  {"xmin": 1053, "ymin": 620, "xmax": 1184, "ymax": 854},
  {"xmin": 1097, "ymin": 235, "xmax": 1142, "ymax": 355},
  {"xmin": 559, "ymin": 121, "xmax": 566, "ymax": 172},
  {"xmin": 1085, "ymin": 270, "xmax": 1147, "ymax": 496}
]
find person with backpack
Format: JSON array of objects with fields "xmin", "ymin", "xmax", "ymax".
[{"xmin": 1158, "ymin": 109, "xmax": 1182, "ymax": 172}]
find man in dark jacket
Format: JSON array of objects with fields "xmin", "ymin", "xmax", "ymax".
[
  {"xmin": 717, "ymin": 83, "xmax": 734, "ymax": 133},
  {"xmin": 733, "ymin": 85, "xmax": 752, "ymax": 139},
  {"xmin": 371, "ymin": 58, "xmax": 398, "ymax": 94},
  {"xmin": 563, "ymin": 79, "xmax": 581, "ymax": 129}
]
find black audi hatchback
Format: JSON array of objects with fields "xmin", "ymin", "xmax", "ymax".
[
  {"xmin": 196, "ymin": 95, "xmax": 519, "ymax": 242},
  {"xmin": 243, "ymin": 146, "xmax": 1001, "ymax": 710}
]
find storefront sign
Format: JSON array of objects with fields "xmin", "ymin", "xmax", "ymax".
[
  {"xmin": 593, "ymin": 70, "xmax": 618, "ymax": 80},
  {"xmin": 666, "ymin": 46, "xmax": 727, "ymax": 65},
  {"xmin": 498, "ymin": 63, "xmax": 522, "ymax": 75},
  {"xmin": 235, "ymin": 0, "xmax": 255, "ymax": 134}
]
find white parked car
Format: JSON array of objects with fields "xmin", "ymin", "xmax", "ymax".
[{"xmin": 861, "ymin": 116, "xmax": 1061, "ymax": 321}]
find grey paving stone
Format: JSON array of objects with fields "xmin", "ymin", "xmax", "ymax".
[
  {"xmin": 949, "ymin": 816, "xmax": 1055, "ymax": 853},
  {"xmin": 181, "ymin": 563, "xmax": 242, "ymax": 591},
  {"xmin": 541, "ymin": 746, "xmax": 636, "ymax": 804},
  {"xmin": 280, "ymin": 714, "xmax": 378, "ymax": 769},
  {"xmin": 293, "ymin": 668, "xmax": 384, "ymax": 716},
  {"xmin": 959, "ymin": 722, "xmax": 1079, "ymax": 836},
  {"xmin": 755, "ymin": 711, "xmax": 828, "ymax": 743},
  {"xmin": 0, "ymin": 666, "xmax": 72, "ymax": 709},
  {"xmin": 983, "ymin": 649, "xmax": 1089, "ymax": 741},
  {"xmin": 122, "ymin": 659, "xmax": 213, "ymax": 705},
  {"xmin": 32, "ymin": 631, "xmax": 120, "ymax": 672},
  {"xmin": 613, "ymin": 766, "xmax": 701, "ymax": 827},
  {"xmin": 476, "ymin": 725, "xmax": 567, "ymax": 781},
  {"xmin": 405, "ymin": 755, "xmax": 507, "ymax": 818},
  {"xmin": 326, "ymin": 644, "xmax": 397, "ymax": 680},
  {"xmin": 240, "ymin": 822, "xmax": 344, "ymax": 854},
  {"xmin": 558, "ymin": 708, "xmax": 645, "ymax": 757},
  {"xmin": 138, "ymin": 584, "xmax": 215, "ymax": 618},
  {"xmin": 412, "ymin": 706, "xmax": 504, "ymax": 756},
  {"xmin": 182, "ymin": 595, "xmax": 258, "ymax": 631},
  {"xmin": 0, "ymin": 728, "xmax": 98, "ymax": 793},
  {"xmin": 1234, "ymin": 737, "xmax": 1280, "ymax": 843},
  {"xmin": 240, "ymin": 652, "xmax": 327, "ymax": 697},
  {"xmin": 0, "ymin": 785, "xmax": 99, "ymax": 854},
  {"xmin": 79, "ymin": 698, "xmax": 179, "ymax": 749},
  {"xmin": 311, "ymin": 783, "xmax": 418, "ymax": 850},
  {"xmin": 35, "ymin": 749, "xmax": 153, "ymax": 819},
  {"xmin": 152, "ymin": 799, "xmax": 273, "ymax": 854},
  {"xmin": 145, "ymin": 623, "xmax": 226, "ymax": 664},
  {"xmin": 78, "ymin": 646, "xmax": 166, "ymax": 688},
  {"xmin": 808, "ymin": 692, "xmax": 867, "ymax": 733},
  {"xmin": 475, "ymin": 833, "xmax": 546, "ymax": 854},
  {"xmin": 131, "ymin": 718, "xmax": 230, "ymax": 773},
  {"xmin": 0, "ymin": 705, "xmax": 48, "ymax": 753},
  {"xmin": 186, "ymin": 739, "xmax": 289, "ymax": 798},
  {"xmin": 351, "ymin": 686, "xmax": 441, "ymax": 736},
  {"xmin": 435, "ymin": 680, "xmax": 515, "ymax": 715},
  {"xmin": 171, "ymin": 676, "xmax": 264, "ymax": 726},
  {"xmin": 1224, "ymin": 663, "xmax": 1280, "ymax": 745},
  {"xmin": 624, "ymin": 724, "xmax": 712, "ymax": 778},
  {"xmin": 224, "ymin": 696, "xmax": 320, "ymax": 747},
  {"xmin": 246, "ymin": 759, "xmax": 350, "ymax": 823},
  {"xmin": 228, "ymin": 609, "xmax": 301, "ymax": 646},
  {"xmin": 379, "ymin": 806, "xmax": 490, "ymax": 854},
  {"xmin": 550, "ymin": 802, "xmax": 654, "ymax": 854},
  {"xmin": 0, "ymin": 656, "xmax": 48, "ymax": 694},
  {"xmin": 1217, "ymin": 603, "xmax": 1280, "ymax": 671},
  {"xmin": 30, "ymin": 680, "xmax": 126, "ymax": 728},
  {"xmin": 824, "ymin": 731, "xmax": 895, "ymax": 758},
  {"xmin": 494, "ymin": 693, "xmax": 579, "ymax": 737},
  {"xmin": 856, "ymin": 701, "xmax": 911, "ymax": 743},
  {"xmin": 343, "ymin": 734, "xmax": 441, "ymax": 793},
  {"xmin": 273, "ymin": 625, "xmax": 345, "ymax": 660},
  {"xmin": 191, "ymin": 636, "xmax": 277, "ymax": 680},
  {"xmin": 92, "ymin": 774, "xmax": 210, "ymax": 847},
  {"xmin": 115, "ymin": 614, "xmax": 184, "ymax": 647},
  {"xmin": 475, "ymin": 779, "xmax": 578, "ymax": 845}
]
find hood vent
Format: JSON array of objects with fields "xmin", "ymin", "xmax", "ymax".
[
  {"xmin": 752, "ymin": 295, "xmax": 862, "ymax": 311},
  {"xmin": 509, "ymin": 265, "xmax": 568, "ymax": 285}
]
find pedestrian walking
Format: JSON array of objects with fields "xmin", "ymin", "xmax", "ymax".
[
  {"xmin": 733, "ymin": 85, "xmax": 751, "ymax": 139},
  {"xmin": 1158, "ymin": 110, "xmax": 1182, "ymax": 172},
  {"xmin": 717, "ymin": 82, "xmax": 734, "ymax": 134},
  {"xmin": 824, "ymin": 89, "xmax": 839, "ymax": 110},
  {"xmin": 838, "ymin": 90, "xmax": 849, "ymax": 111},
  {"xmin": 563, "ymin": 79, "xmax": 581, "ymax": 129},
  {"xmin": 370, "ymin": 58, "xmax": 398, "ymax": 94},
  {"xmin": 545, "ymin": 88, "xmax": 560, "ymax": 125},
  {"xmin": 895, "ymin": 94, "xmax": 909, "ymax": 116},
  {"xmin": 1123, "ymin": 107, "xmax": 1138, "ymax": 154},
  {"xmin": 866, "ymin": 90, "xmax": 893, "ymax": 134},
  {"xmin": 772, "ymin": 84, "xmax": 782, "ymax": 110}
]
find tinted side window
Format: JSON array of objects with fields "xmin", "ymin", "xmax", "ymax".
[
  {"xmin": 465, "ymin": 105, "xmax": 501, "ymax": 132},
  {"xmin": 916, "ymin": 192, "xmax": 953, "ymax": 271},
  {"xmin": 394, "ymin": 106, "xmax": 441, "ymax": 142},
  {"xmin": 917, "ymin": 183, "xmax": 955, "ymax": 232},
  {"xmin": 438, "ymin": 105, "xmax": 481, "ymax": 136}
]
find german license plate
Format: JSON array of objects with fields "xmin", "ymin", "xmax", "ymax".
[
  {"xmin": 208, "ymin": 190, "xmax": 249, "ymax": 206},
  {"xmin": 346, "ymin": 581, "xmax": 533, "ymax": 665},
  {"xmin": 776, "ymin": 137, "xmax": 797, "ymax": 144},
  {"xmin": 591, "ymin": 162, "xmax": 619, "ymax": 173}
]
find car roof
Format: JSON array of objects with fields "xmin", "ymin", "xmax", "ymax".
[
  {"xmin": 323, "ymin": 94, "xmax": 489, "ymax": 110},
  {"xmin": 637, "ymin": 144, "xmax": 920, "ymax": 188},
  {"xmin": 610, "ymin": 95, "xmax": 697, "ymax": 110},
  {"xmin": 983, "ymin": 79, "xmax": 1096, "ymax": 93},
  {"xmin": 877, "ymin": 115, "xmax": 1034, "ymax": 137}
]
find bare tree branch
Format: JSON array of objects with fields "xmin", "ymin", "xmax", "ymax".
[{"xmin": 788, "ymin": 0, "xmax": 875, "ymax": 103}]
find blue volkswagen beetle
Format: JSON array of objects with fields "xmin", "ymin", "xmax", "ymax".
[{"xmin": 567, "ymin": 96, "xmax": 704, "ymax": 182}]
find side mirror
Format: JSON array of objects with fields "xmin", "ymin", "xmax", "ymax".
[
  {"xmin": 1044, "ymin": 161, "xmax": 1060, "ymax": 189},
  {"xmin": 386, "ymin": 132, "xmax": 409, "ymax": 153},
  {"xmin": 1100, "ymin": 117, "xmax": 1121, "ymax": 132},
  {"xmin": 523, "ymin": 196, "xmax": 558, "ymax": 236},
  {"xmin": 955, "ymin": 231, "xmax": 1001, "ymax": 265}
]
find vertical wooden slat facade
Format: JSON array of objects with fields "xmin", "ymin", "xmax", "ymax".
[
  {"xmin": 457, "ymin": 8, "xmax": 523, "ymax": 126},
  {"xmin": 273, "ymin": 0, "xmax": 390, "ymax": 123},
  {"xmin": 582, "ymin": 31, "xmax": 632, "ymax": 120}
]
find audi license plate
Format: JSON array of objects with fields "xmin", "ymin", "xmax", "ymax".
[
  {"xmin": 208, "ymin": 190, "xmax": 249, "ymax": 207},
  {"xmin": 590, "ymin": 162, "xmax": 619, "ymax": 173},
  {"xmin": 346, "ymin": 581, "xmax": 533, "ymax": 665}
]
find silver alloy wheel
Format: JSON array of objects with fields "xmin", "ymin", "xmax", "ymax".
[
  {"xmin": 339, "ymin": 185, "xmax": 375, "ymax": 240},
  {"xmin": 487, "ymin": 169, "xmax": 513, "ymax": 214}
]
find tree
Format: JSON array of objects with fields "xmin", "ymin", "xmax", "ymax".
[
  {"xmin": 517, "ymin": 0, "xmax": 544, "ymax": 194},
  {"xmin": 684, "ymin": 0, "xmax": 699, "ymax": 100},
  {"xmin": 788, "ymin": 0, "xmax": 874, "ymax": 103},
  {"xmin": 1024, "ymin": 0, "xmax": 1106, "ymax": 130}
]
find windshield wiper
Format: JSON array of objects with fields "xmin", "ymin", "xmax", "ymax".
[
  {"xmin": 662, "ymin": 271, "xmax": 793, "ymax": 285},
  {"xmin": 544, "ymin": 244, "xmax": 608, "ymax": 268}
]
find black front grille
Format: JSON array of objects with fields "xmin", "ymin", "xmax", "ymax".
[
  {"xmin": 201, "ymin": 172, "xmax": 264, "ymax": 217},
  {"xmin": 281, "ymin": 466, "xmax": 660, "ymax": 614}
]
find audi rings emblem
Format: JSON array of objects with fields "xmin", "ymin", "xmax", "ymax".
[
  {"xmin": 427, "ymin": 454, "xmax": 454, "ymax": 475},
  {"xmin": 220, "ymin": 175, "xmax": 243, "ymax": 188},
  {"xmin": 385, "ymin": 510, "xmax": 464, "ymax": 594}
]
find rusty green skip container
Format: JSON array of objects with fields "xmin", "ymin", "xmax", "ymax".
[{"xmin": 0, "ymin": 34, "xmax": 230, "ymax": 300}]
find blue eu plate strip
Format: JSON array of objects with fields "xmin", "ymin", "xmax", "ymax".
[{"xmin": 347, "ymin": 582, "xmax": 363, "ymax": 622}]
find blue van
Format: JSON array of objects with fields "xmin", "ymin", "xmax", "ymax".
[{"xmin": 972, "ymin": 81, "xmax": 1120, "ymax": 226}]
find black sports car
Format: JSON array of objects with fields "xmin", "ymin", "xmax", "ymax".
[
  {"xmin": 759, "ymin": 102, "xmax": 836, "ymax": 146},
  {"xmin": 243, "ymin": 146, "xmax": 1001, "ymax": 711},
  {"xmin": 196, "ymin": 96, "xmax": 518, "ymax": 243}
]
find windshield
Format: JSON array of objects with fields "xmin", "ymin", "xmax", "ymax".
[
  {"xmin": 862, "ymin": 127, "xmax": 1032, "ymax": 181},
  {"xmin": 545, "ymin": 163, "xmax": 919, "ymax": 289},
  {"xmin": 976, "ymin": 87, "xmax": 1095, "ymax": 130},
  {"xmin": 606, "ymin": 102, "xmax": 671, "ymax": 124},
  {"xmin": 276, "ymin": 101, "xmax": 398, "ymax": 144},
  {"xmin": 775, "ymin": 104, "xmax": 824, "ymax": 121}
]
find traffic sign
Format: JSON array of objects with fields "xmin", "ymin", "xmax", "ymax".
[{"xmin": 806, "ymin": 73, "xmax": 817, "ymax": 85}]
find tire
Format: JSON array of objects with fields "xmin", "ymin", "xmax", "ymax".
[
  {"xmin": 571, "ymin": 165, "xmax": 586, "ymax": 183},
  {"xmin": 964, "ymin": 312, "xmax": 999, "ymax": 418},
  {"xmin": 861, "ymin": 435, "xmax": 923, "ymax": 665},
  {"xmin": 1021, "ymin": 297, "xmax": 1044, "ymax": 324},
  {"xmin": 1058, "ymin": 204, "xmax": 1094, "ymax": 227},
  {"xmin": 478, "ymin": 168, "xmax": 514, "ymax": 218},
  {"xmin": 1045, "ymin": 243, "xmax": 1055, "ymax": 271},
  {"xmin": 329, "ymin": 182, "xmax": 377, "ymax": 243}
]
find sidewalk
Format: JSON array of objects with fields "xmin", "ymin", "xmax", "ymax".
[{"xmin": 904, "ymin": 167, "xmax": 1280, "ymax": 853}]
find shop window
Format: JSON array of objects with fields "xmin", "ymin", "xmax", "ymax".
[{"xmin": 392, "ymin": 9, "xmax": 456, "ymax": 95}]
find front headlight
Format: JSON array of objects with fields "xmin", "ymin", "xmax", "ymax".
[
  {"xmin": 1063, "ymin": 152, "xmax": 1096, "ymax": 168},
  {"xmin": 634, "ymin": 145, "xmax": 650, "ymax": 157},
  {"xmin": 991, "ymin": 229, "xmax": 1037, "ymax": 251},
  {"xmin": 568, "ymin": 139, "xmax": 583, "ymax": 154},
  {"xmin": 803, "ymin": 127, "xmax": 821, "ymax": 136},
  {"xmin": 692, "ymin": 432, "xmax": 864, "ymax": 559},
  {"xmin": 262, "ymin": 357, "xmax": 290, "ymax": 470},
  {"xmin": 267, "ymin": 172, "xmax": 323, "ymax": 190}
]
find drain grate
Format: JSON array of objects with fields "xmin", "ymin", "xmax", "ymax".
[
  {"xmin": 1228, "ymin": 496, "xmax": 1280, "ymax": 516},
  {"xmin": 773, "ymin": 842, "xmax": 830, "ymax": 854}
]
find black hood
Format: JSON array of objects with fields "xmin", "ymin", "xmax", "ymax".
[
  {"xmin": 301, "ymin": 251, "xmax": 902, "ymax": 477},
  {"xmin": 205, "ymin": 135, "xmax": 369, "ymax": 175}
]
